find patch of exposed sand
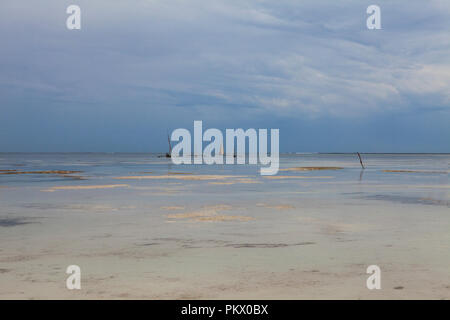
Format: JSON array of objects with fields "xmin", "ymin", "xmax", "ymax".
[
  {"xmin": 41, "ymin": 184, "xmax": 130, "ymax": 192},
  {"xmin": 166, "ymin": 204, "xmax": 252, "ymax": 222},
  {"xmin": 257, "ymin": 203, "xmax": 295, "ymax": 210},
  {"xmin": 131, "ymin": 186, "xmax": 183, "ymax": 191},
  {"xmin": 139, "ymin": 192, "xmax": 182, "ymax": 196},
  {"xmin": 280, "ymin": 167, "xmax": 343, "ymax": 171},
  {"xmin": 135, "ymin": 186, "xmax": 184, "ymax": 195},
  {"xmin": 264, "ymin": 176, "xmax": 334, "ymax": 179},
  {"xmin": 114, "ymin": 175, "xmax": 245, "ymax": 181},
  {"xmin": 161, "ymin": 206, "xmax": 185, "ymax": 210},
  {"xmin": 65, "ymin": 204, "xmax": 136, "ymax": 212},
  {"xmin": 168, "ymin": 172, "xmax": 193, "ymax": 175},
  {"xmin": 208, "ymin": 182, "xmax": 235, "ymax": 185},
  {"xmin": 167, "ymin": 211, "xmax": 209, "ymax": 219},
  {"xmin": 208, "ymin": 178, "xmax": 262, "ymax": 185},
  {"xmin": 237, "ymin": 179, "xmax": 262, "ymax": 184},
  {"xmin": 195, "ymin": 215, "xmax": 254, "ymax": 222},
  {"xmin": 203, "ymin": 205, "xmax": 233, "ymax": 211}
]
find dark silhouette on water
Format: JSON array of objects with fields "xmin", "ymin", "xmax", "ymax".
[
  {"xmin": 157, "ymin": 133, "xmax": 172, "ymax": 158},
  {"xmin": 165, "ymin": 133, "xmax": 172, "ymax": 158},
  {"xmin": 357, "ymin": 152, "xmax": 365, "ymax": 169}
]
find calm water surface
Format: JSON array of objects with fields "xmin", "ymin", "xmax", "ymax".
[{"xmin": 0, "ymin": 153, "xmax": 448, "ymax": 299}]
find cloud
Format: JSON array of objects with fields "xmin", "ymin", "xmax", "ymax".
[{"xmin": 0, "ymin": 0, "xmax": 449, "ymax": 151}]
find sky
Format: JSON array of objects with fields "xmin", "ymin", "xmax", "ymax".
[{"xmin": 0, "ymin": 0, "xmax": 449, "ymax": 153}]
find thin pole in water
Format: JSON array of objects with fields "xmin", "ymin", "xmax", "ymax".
[{"xmin": 357, "ymin": 152, "xmax": 365, "ymax": 169}]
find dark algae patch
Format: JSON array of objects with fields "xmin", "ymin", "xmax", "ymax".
[{"xmin": 0, "ymin": 217, "xmax": 36, "ymax": 227}]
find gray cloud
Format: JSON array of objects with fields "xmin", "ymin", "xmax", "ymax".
[{"xmin": 0, "ymin": 0, "xmax": 449, "ymax": 151}]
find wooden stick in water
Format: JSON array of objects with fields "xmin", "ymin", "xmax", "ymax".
[
  {"xmin": 357, "ymin": 152, "xmax": 365, "ymax": 169},
  {"xmin": 167, "ymin": 133, "xmax": 172, "ymax": 154},
  {"xmin": 165, "ymin": 131, "xmax": 172, "ymax": 158}
]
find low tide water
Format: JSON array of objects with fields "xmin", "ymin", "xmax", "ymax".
[{"xmin": 0, "ymin": 153, "xmax": 448, "ymax": 299}]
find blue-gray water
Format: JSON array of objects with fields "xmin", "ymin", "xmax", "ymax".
[{"xmin": 0, "ymin": 153, "xmax": 448, "ymax": 299}]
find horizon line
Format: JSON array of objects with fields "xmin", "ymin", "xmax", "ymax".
[{"xmin": 0, "ymin": 152, "xmax": 449, "ymax": 155}]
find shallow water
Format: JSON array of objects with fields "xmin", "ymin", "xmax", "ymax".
[{"xmin": 0, "ymin": 153, "xmax": 449, "ymax": 299}]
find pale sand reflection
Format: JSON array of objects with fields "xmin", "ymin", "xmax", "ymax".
[
  {"xmin": 41, "ymin": 184, "xmax": 130, "ymax": 192},
  {"xmin": 280, "ymin": 167, "xmax": 344, "ymax": 171},
  {"xmin": 114, "ymin": 175, "xmax": 246, "ymax": 181},
  {"xmin": 208, "ymin": 178, "xmax": 262, "ymax": 185},
  {"xmin": 166, "ymin": 205, "xmax": 254, "ymax": 222},
  {"xmin": 264, "ymin": 176, "xmax": 334, "ymax": 179},
  {"xmin": 161, "ymin": 206, "xmax": 186, "ymax": 210},
  {"xmin": 256, "ymin": 203, "xmax": 295, "ymax": 210}
]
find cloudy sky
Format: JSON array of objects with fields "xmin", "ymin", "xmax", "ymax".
[{"xmin": 0, "ymin": 0, "xmax": 449, "ymax": 152}]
